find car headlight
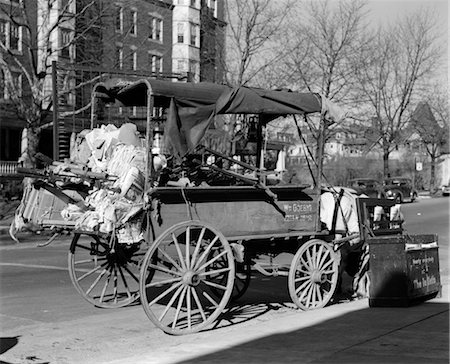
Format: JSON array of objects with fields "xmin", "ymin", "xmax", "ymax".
[{"xmin": 386, "ymin": 190, "xmax": 393, "ymax": 196}]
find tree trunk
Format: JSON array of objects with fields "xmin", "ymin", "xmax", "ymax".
[
  {"xmin": 383, "ymin": 147, "xmax": 390, "ymax": 177},
  {"xmin": 20, "ymin": 126, "xmax": 41, "ymax": 169},
  {"xmin": 430, "ymin": 155, "xmax": 436, "ymax": 193}
]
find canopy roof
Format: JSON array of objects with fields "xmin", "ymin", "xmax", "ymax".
[{"xmin": 95, "ymin": 78, "xmax": 345, "ymax": 156}]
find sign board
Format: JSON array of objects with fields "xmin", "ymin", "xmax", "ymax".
[{"xmin": 416, "ymin": 162, "xmax": 423, "ymax": 171}]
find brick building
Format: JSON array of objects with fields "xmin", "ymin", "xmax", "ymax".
[{"xmin": 0, "ymin": 0, "xmax": 226, "ymax": 163}]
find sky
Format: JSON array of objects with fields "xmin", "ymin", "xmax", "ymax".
[{"xmin": 366, "ymin": 0, "xmax": 448, "ymax": 75}]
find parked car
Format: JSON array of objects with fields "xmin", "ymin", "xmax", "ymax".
[
  {"xmin": 348, "ymin": 178, "xmax": 386, "ymax": 198},
  {"xmin": 383, "ymin": 177, "xmax": 417, "ymax": 203},
  {"xmin": 441, "ymin": 185, "xmax": 450, "ymax": 196}
]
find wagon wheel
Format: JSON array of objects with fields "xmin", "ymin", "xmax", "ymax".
[
  {"xmin": 68, "ymin": 232, "xmax": 146, "ymax": 308},
  {"xmin": 139, "ymin": 221, "xmax": 235, "ymax": 335},
  {"xmin": 288, "ymin": 239, "xmax": 339, "ymax": 310},
  {"xmin": 208, "ymin": 251, "xmax": 251, "ymax": 301}
]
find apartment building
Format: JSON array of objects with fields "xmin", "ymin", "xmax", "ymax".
[{"xmin": 0, "ymin": 0, "xmax": 227, "ymax": 163}]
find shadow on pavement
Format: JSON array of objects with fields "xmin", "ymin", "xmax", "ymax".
[
  {"xmin": 0, "ymin": 336, "xmax": 19, "ymax": 355},
  {"xmin": 177, "ymin": 301, "xmax": 449, "ymax": 364}
]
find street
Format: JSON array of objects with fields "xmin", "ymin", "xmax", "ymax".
[{"xmin": 0, "ymin": 197, "xmax": 448, "ymax": 364}]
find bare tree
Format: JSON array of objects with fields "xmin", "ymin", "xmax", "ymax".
[
  {"xmin": 281, "ymin": 0, "xmax": 368, "ymax": 180},
  {"xmin": 352, "ymin": 7, "xmax": 444, "ymax": 177},
  {"xmin": 0, "ymin": 0, "xmax": 115, "ymax": 168},
  {"xmin": 224, "ymin": 0, "xmax": 295, "ymax": 87}
]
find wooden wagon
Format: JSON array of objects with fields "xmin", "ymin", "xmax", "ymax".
[
  {"xmin": 65, "ymin": 79, "xmax": 370, "ymax": 335},
  {"xmin": 16, "ymin": 79, "xmax": 435, "ymax": 335}
]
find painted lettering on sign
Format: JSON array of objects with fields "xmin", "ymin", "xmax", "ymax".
[
  {"xmin": 411, "ymin": 256, "xmax": 435, "ymax": 265},
  {"xmin": 283, "ymin": 202, "xmax": 315, "ymax": 223},
  {"xmin": 412, "ymin": 274, "xmax": 437, "ymax": 289}
]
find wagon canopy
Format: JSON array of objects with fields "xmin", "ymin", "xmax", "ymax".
[{"xmin": 94, "ymin": 78, "xmax": 345, "ymax": 156}]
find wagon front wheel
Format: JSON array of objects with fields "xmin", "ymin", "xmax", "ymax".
[
  {"xmin": 140, "ymin": 221, "xmax": 235, "ymax": 335},
  {"xmin": 68, "ymin": 232, "xmax": 145, "ymax": 308},
  {"xmin": 288, "ymin": 239, "xmax": 339, "ymax": 310}
]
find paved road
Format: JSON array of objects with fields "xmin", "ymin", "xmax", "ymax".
[{"xmin": 0, "ymin": 197, "xmax": 448, "ymax": 363}]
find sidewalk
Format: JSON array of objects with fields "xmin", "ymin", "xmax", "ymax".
[{"xmin": 109, "ymin": 286, "xmax": 449, "ymax": 364}]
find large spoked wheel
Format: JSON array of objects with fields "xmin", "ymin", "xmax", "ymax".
[
  {"xmin": 288, "ymin": 239, "xmax": 339, "ymax": 310},
  {"xmin": 68, "ymin": 232, "xmax": 145, "ymax": 308},
  {"xmin": 139, "ymin": 221, "xmax": 235, "ymax": 335}
]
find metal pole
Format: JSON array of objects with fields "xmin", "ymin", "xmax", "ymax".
[
  {"xmin": 145, "ymin": 86, "xmax": 154, "ymax": 190},
  {"xmin": 52, "ymin": 61, "xmax": 59, "ymax": 161}
]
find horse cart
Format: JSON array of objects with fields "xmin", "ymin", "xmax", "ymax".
[{"xmin": 14, "ymin": 79, "xmax": 430, "ymax": 335}]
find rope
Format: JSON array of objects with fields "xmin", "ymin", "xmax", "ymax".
[{"xmin": 180, "ymin": 187, "xmax": 193, "ymax": 220}]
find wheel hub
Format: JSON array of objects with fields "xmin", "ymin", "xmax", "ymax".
[
  {"xmin": 183, "ymin": 271, "xmax": 201, "ymax": 286},
  {"xmin": 311, "ymin": 270, "xmax": 326, "ymax": 284}
]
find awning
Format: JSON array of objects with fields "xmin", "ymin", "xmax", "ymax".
[{"xmin": 94, "ymin": 79, "xmax": 345, "ymax": 157}]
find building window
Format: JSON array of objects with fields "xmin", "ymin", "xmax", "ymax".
[
  {"xmin": 9, "ymin": 23, "xmax": 21, "ymax": 52},
  {"xmin": 0, "ymin": 19, "xmax": 6, "ymax": 45},
  {"xmin": 60, "ymin": 28, "xmax": 72, "ymax": 59},
  {"xmin": 177, "ymin": 23, "xmax": 184, "ymax": 43},
  {"xmin": 190, "ymin": 0, "xmax": 196, "ymax": 7},
  {"xmin": 115, "ymin": 45, "xmax": 123, "ymax": 69},
  {"xmin": 60, "ymin": 0, "xmax": 73, "ymax": 13},
  {"xmin": 4, "ymin": 72, "xmax": 22, "ymax": 99},
  {"xmin": 0, "ymin": 70, "xmax": 4, "ymax": 99},
  {"xmin": 177, "ymin": 59, "xmax": 186, "ymax": 72},
  {"xmin": 208, "ymin": 0, "xmax": 217, "ymax": 17},
  {"xmin": 150, "ymin": 54, "xmax": 162, "ymax": 73},
  {"xmin": 130, "ymin": 9, "xmax": 137, "ymax": 36},
  {"xmin": 148, "ymin": 16, "xmax": 162, "ymax": 41},
  {"xmin": 190, "ymin": 23, "xmax": 198, "ymax": 47},
  {"xmin": 115, "ymin": 6, "xmax": 123, "ymax": 33},
  {"xmin": 131, "ymin": 48, "xmax": 137, "ymax": 70}
]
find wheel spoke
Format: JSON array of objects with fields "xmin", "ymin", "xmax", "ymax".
[
  {"xmin": 294, "ymin": 275, "xmax": 310, "ymax": 283},
  {"xmin": 203, "ymin": 279, "xmax": 228, "ymax": 291},
  {"xmin": 202, "ymin": 291, "xmax": 219, "ymax": 307},
  {"xmin": 300, "ymin": 256, "xmax": 311, "ymax": 270},
  {"xmin": 185, "ymin": 226, "xmax": 191, "ymax": 269},
  {"xmin": 306, "ymin": 248, "xmax": 315, "ymax": 269},
  {"xmin": 190, "ymin": 227, "xmax": 206, "ymax": 269},
  {"xmin": 199, "ymin": 267, "xmax": 231, "ymax": 277},
  {"xmin": 148, "ymin": 281, "xmax": 183, "ymax": 307},
  {"xmin": 320, "ymin": 258, "xmax": 334, "ymax": 271},
  {"xmin": 171, "ymin": 233, "xmax": 187, "ymax": 271},
  {"xmin": 145, "ymin": 276, "xmax": 182, "ymax": 288},
  {"xmin": 317, "ymin": 249, "xmax": 331, "ymax": 270},
  {"xmin": 76, "ymin": 263, "xmax": 106, "ymax": 282},
  {"xmin": 295, "ymin": 277, "xmax": 311, "ymax": 295},
  {"xmin": 157, "ymin": 247, "xmax": 183, "ymax": 272},
  {"xmin": 85, "ymin": 267, "xmax": 109, "ymax": 295},
  {"xmin": 117, "ymin": 264, "xmax": 133, "ymax": 299},
  {"xmin": 172, "ymin": 286, "xmax": 188, "ymax": 329},
  {"xmin": 315, "ymin": 245, "xmax": 324, "ymax": 268},
  {"xmin": 311, "ymin": 283, "xmax": 317, "ymax": 307},
  {"xmin": 191, "ymin": 286, "xmax": 207, "ymax": 322},
  {"xmin": 196, "ymin": 250, "xmax": 227, "ymax": 272},
  {"xmin": 123, "ymin": 263, "xmax": 140, "ymax": 283},
  {"xmin": 316, "ymin": 284, "xmax": 323, "ymax": 302},
  {"xmin": 99, "ymin": 266, "xmax": 113, "ymax": 302},
  {"xmin": 186, "ymin": 286, "xmax": 192, "ymax": 329},
  {"xmin": 148, "ymin": 263, "xmax": 183, "ymax": 277},
  {"xmin": 193, "ymin": 236, "xmax": 219, "ymax": 270},
  {"xmin": 74, "ymin": 257, "xmax": 107, "ymax": 265},
  {"xmin": 112, "ymin": 265, "xmax": 118, "ymax": 303},
  {"xmin": 158, "ymin": 284, "xmax": 185, "ymax": 322}
]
